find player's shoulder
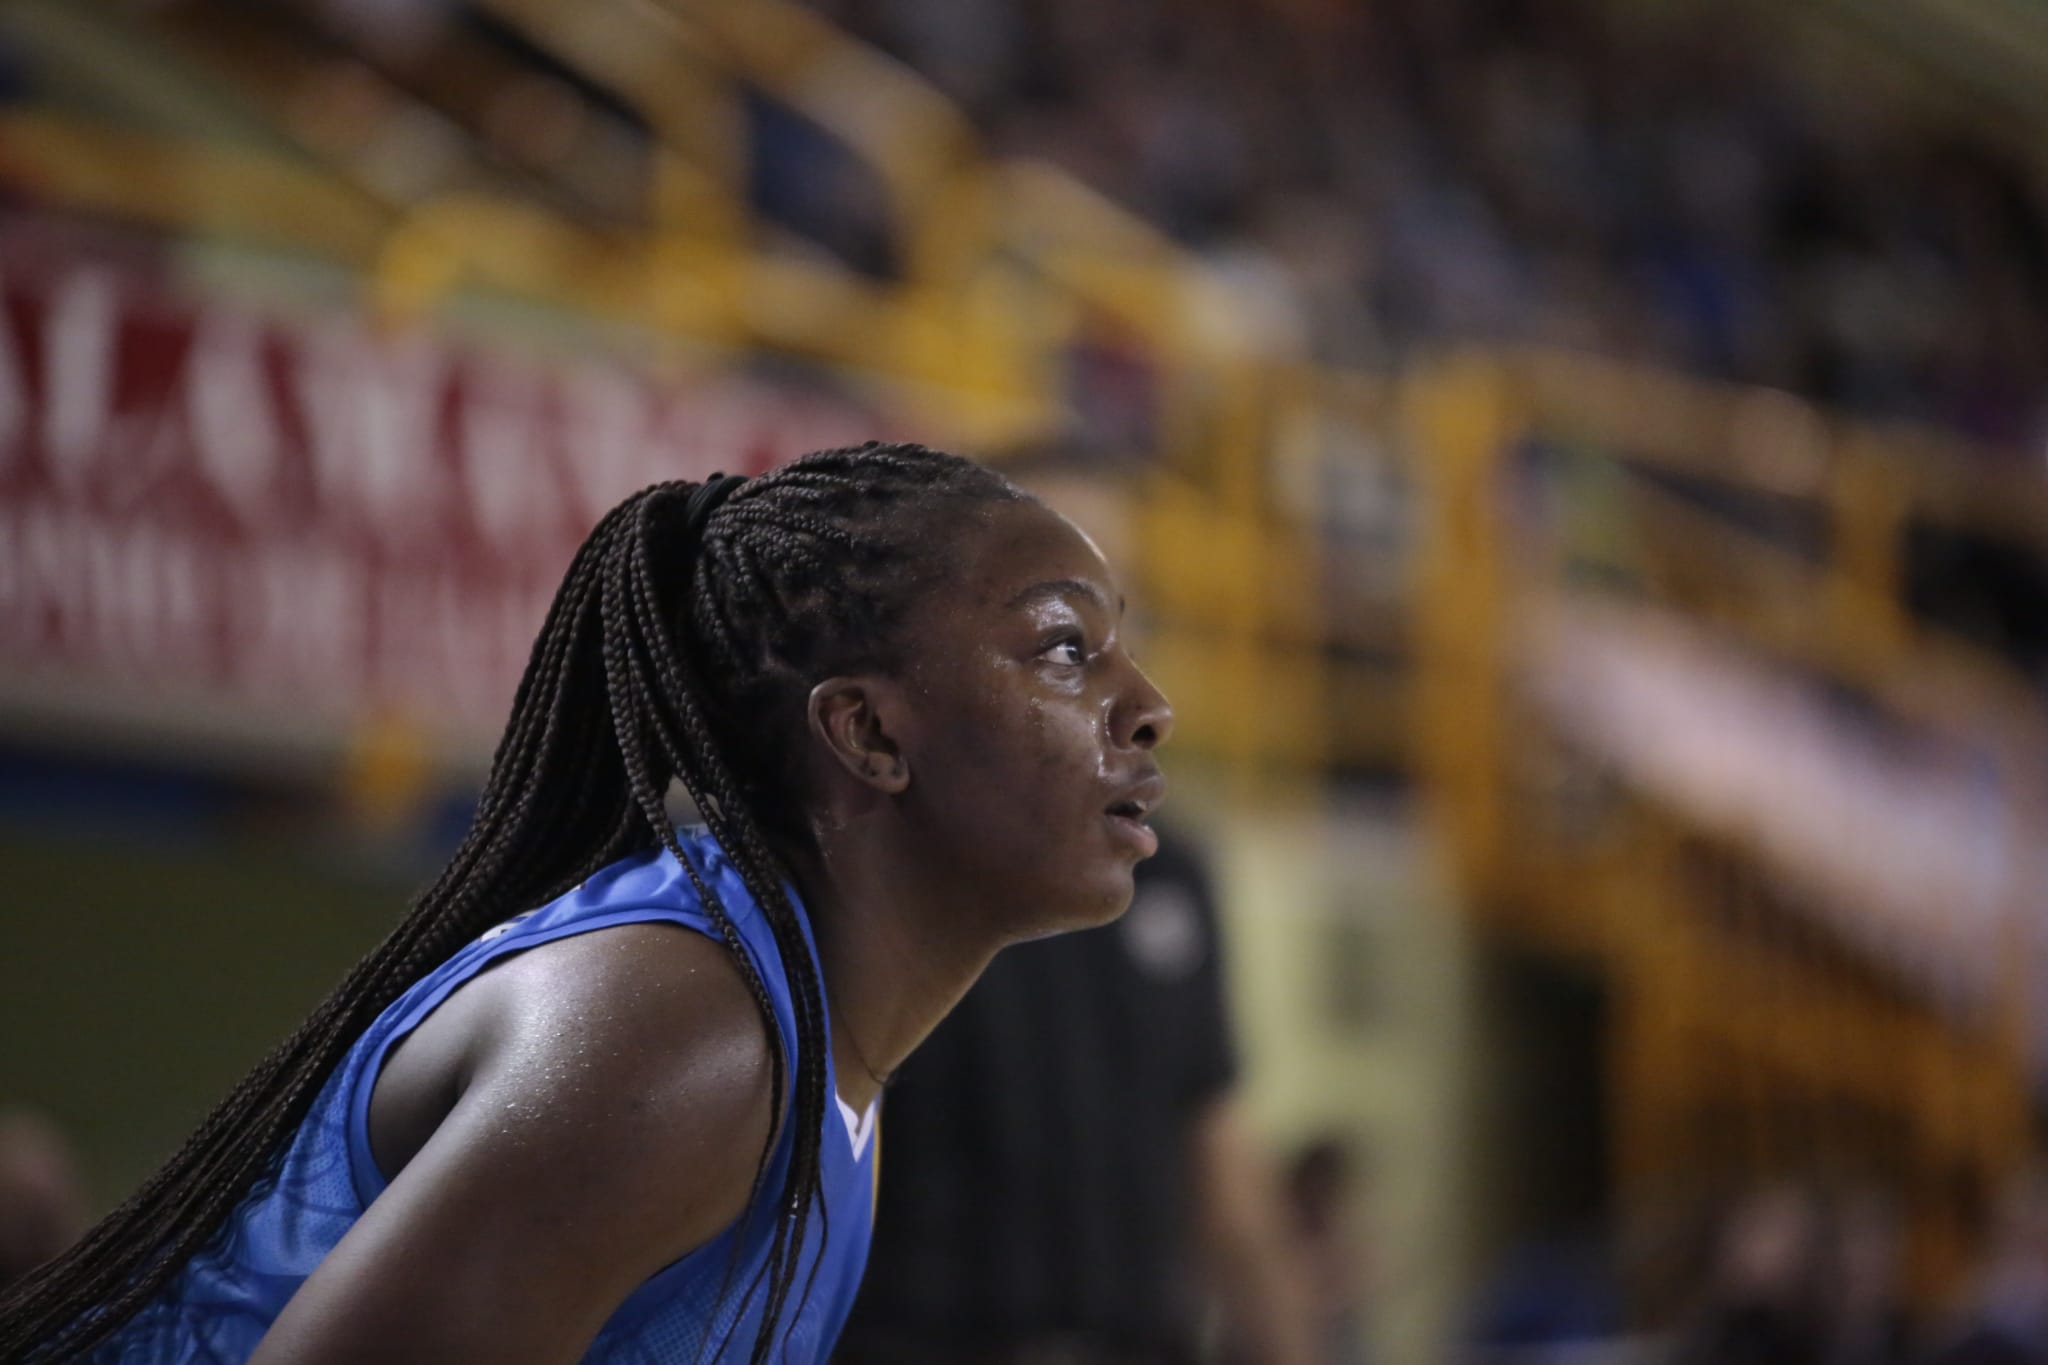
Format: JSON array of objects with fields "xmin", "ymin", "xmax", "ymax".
[
  {"xmin": 468, "ymin": 921, "xmax": 778, "ymax": 1178},
  {"xmin": 490, "ymin": 919, "xmax": 772, "ymax": 1075},
  {"xmin": 248, "ymin": 920, "xmax": 786, "ymax": 1363}
]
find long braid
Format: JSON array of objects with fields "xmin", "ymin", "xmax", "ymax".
[
  {"xmin": 0, "ymin": 443, "xmax": 1022, "ymax": 1364},
  {"xmin": 0, "ymin": 493, "xmax": 658, "ymax": 1361},
  {"xmin": 612, "ymin": 497, "xmax": 830, "ymax": 1361},
  {"xmin": 667, "ymin": 444, "xmax": 1025, "ymax": 1355}
]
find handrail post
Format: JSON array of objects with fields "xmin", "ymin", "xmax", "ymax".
[{"xmin": 1407, "ymin": 354, "xmax": 1513, "ymax": 898}]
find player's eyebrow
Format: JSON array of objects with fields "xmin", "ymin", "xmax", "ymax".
[{"xmin": 1004, "ymin": 578, "xmax": 1124, "ymax": 615}]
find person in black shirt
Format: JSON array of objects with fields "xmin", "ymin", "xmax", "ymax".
[{"xmin": 837, "ymin": 819, "xmax": 1315, "ymax": 1365}]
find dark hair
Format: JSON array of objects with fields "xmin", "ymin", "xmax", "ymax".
[{"xmin": 0, "ymin": 441, "xmax": 1024, "ymax": 1363}]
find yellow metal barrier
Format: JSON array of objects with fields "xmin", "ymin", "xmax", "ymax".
[
  {"xmin": 1409, "ymin": 350, "xmax": 2042, "ymax": 1301},
  {"xmin": 0, "ymin": 111, "xmax": 394, "ymax": 263}
]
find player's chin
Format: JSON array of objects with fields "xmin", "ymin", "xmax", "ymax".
[
  {"xmin": 1072, "ymin": 853, "xmax": 1141, "ymax": 927},
  {"xmin": 1015, "ymin": 870, "xmax": 1132, "ymax": 942},
  {"xmin": 1029, "ymin": 819, "xmax": 1152, "ymax": 934}
]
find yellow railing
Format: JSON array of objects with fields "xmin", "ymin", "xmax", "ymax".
[
  {"xmin": 1408, "ymin": 350, "xmax": 2044, "ymax": 1297},
  {"xmin": 0, "ymin": 111, "xmax": 394, "ymax": 262}
]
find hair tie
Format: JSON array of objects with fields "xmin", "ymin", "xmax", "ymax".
[{"xmin": 679, "ymin": 472, "xmax": 748, "ymax": 557}]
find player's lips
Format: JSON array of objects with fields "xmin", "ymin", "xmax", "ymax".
[{"xmin": 1103, "ymin": 769, "xmax": 1166, "ymax": 857}]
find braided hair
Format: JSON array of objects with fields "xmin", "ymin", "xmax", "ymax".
[{"xmin": 0, "ymin": 441, "xmax": 1025, "ymax": 1364}]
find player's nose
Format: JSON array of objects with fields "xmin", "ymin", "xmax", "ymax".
[{"xmin": 1115, "ymin": 659, "xmax": 1173, "ymax": 751}]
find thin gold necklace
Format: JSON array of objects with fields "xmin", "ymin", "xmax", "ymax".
[{"xmin": 830, "ymin": 1000, "xmax": 893, "ymax": 1091}]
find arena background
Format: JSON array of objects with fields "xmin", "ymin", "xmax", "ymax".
[{"xmin": 2, "ymin": 0, "xmax": 2047, "ymax": 1359}]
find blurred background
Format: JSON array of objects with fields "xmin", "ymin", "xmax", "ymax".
[{"xmin": 2, "ymin": 0, "xmax": 2047, "ymax": 1359}]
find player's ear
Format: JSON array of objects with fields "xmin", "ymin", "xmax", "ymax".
[{"xmin": 807, "ymin": 677, "xmax": 910, "ymax": 794}]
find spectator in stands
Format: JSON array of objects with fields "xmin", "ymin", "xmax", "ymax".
[
  {"xmin": 1820, "ymin": 1189, "xmax": 1911, "ymax": 1365},
  {"xmin": 1285, "ymin": 1137, "xmax": 1372, "ymax": 1365},
  {"xmin": 0, "ymin": 1110, "xmax": 86, "ymax": 1292},
  {"xmin": 1926, "ymin": 1175, "xmax": 2048, "ymax": 1365},
  {"xmin": 1671, "ymin": 1184, "xmax": 1829, "ymax": 1365}
]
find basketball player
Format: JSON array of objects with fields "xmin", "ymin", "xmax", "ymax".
[{"xmin": 0, "ymin": 443, "xmax": 1173, "ymax": 1364}]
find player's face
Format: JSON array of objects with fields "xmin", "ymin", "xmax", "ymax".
[{"xmin": 891, "ymin": 498, "xmax": 1172, "ymax": 936}]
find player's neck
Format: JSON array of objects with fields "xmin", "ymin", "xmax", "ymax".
[{"xmin": 787, "ymin": 823, "xmax": 1002, "ymax": 1112}]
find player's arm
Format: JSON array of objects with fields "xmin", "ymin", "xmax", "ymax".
[
  {"xmin": 248, "ymin": 923, "xmax": 776, "ymax": 1365},
  {"xmin": 1189, "ymin": 1095, "xmax": 1320, "ymax": 1365}
]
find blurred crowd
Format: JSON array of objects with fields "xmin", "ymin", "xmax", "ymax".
[
  {"xmin": 1463, "ymin": 1178, "xmax": 2048, "ymax": 1365},
  {"xmin": 17, "ymin": 0, "xmax": 2045, "ymax": 458},
  {"xmin": 809, "ymin": 0, "xmax": 2048, "ymax": 458}
]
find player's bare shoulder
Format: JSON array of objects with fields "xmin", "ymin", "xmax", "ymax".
[{"xmin": 480, "ymin": 921, "xmax": 779, "ymax": 1187}]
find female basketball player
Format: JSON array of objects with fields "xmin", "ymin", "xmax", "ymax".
[{"xmin": 0, "ymin": 443, "xmax": 1172, "ymax": 1364}]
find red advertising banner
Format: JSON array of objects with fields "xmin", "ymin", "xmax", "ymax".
[{"xmin": 0, "ymin": 229, "xmax": 882, "ymax": 755}]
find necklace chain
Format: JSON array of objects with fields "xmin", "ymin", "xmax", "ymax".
[{"xmin": 830, "ymin": 1001, "xmax": 893, "ymax": 1090}]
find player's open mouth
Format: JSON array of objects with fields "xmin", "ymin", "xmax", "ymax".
[
  {"xmin": 1103, "ymin": 772, "xmax": 1165, "ymax": 856},
  {"xmin": 1104, "ymin": 807, "xmax": 1159, "ymax": 857}
]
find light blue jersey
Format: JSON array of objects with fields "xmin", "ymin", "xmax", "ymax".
[{"xmin": 91, "ymin": 828, "xmax": 878, "ymax": 1364}]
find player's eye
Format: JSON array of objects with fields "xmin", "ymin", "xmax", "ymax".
[{"xmin": 1038, "ymin": 635, "xmax": 1087, "ymax": 667}]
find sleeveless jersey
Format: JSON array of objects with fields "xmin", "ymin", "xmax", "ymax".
[{"xmin": 90, "ymin": 828, "xmax": 879, "ymax": 1364}]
